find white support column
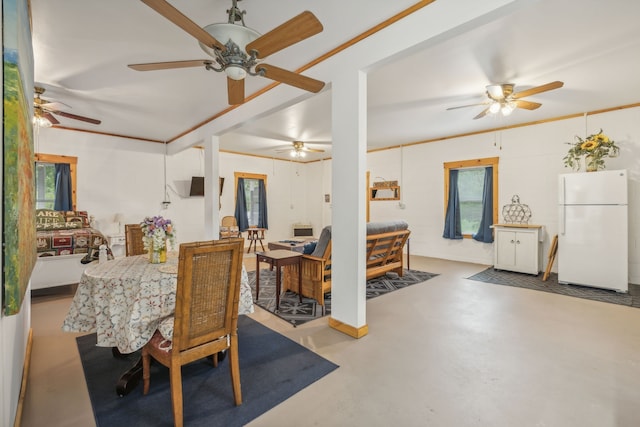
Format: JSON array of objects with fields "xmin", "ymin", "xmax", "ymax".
[
  {"xmin": 203, "ymin": 135, "xmax": 220, "ymax": 240},
  {"xmin": 329, "ymin": 69, "xmax": 368, "ymax": 338}
]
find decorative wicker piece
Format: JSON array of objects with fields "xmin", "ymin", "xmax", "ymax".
[
  {"xmin": 372, "ymin": 180, "xmax": 398, "ymax": 188},
  {"xmin": 502, "ymin": 195, "xmax": 532, "ymax": 224}
]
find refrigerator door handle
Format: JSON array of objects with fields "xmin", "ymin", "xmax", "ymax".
[{"xmin": 559, "ymin": 176, "xmax": 566, "ymax": 235}]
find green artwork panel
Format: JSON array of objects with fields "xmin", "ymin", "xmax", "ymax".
[{"xmin": 3, "ymin": 0, "xmax": 36, "ymax": 315}]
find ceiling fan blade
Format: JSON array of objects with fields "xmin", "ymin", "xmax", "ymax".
[
  {"xmin": 41, "ymin": 101, "xmax": 69, "ymax": 110},
  {"xmin": 257, "ymin": 64, "xmax": 324, "ymax": 93},
  {"xmin": 128, "ymin": 59, "xmax": 212, "ymax": 71},
  {"xmin": 141, "ymin": 0, "xmax": 226, "ymax": 51},
  {"xmin": 473, "ymin": 107, "xmax": 491, "ymax": 120},
  {"xmin": 512, "ymin": 81, "xmax": 564, "ymax": 99},
  {"xmin": 446, "ymin": 102, "xmax": 487, "ymax": 111},
  {"xmin": 245, "ymin": 11, "xmax": 323, "ymax": 59},
  {"xmin": 227, "ymin": 77, "xmax": 245, "ymax": 105},
  {"xmin": 43, "ymin": 112, "xmax": 60, "ymax": 125},
  {"xmin": 52, "ymin": 110, "xmax": 101, "ymax": 125},
  {"xmin": 514, "ymin": 100, "xmax": 542, "ymax": 110},
  {"xmin": 303, "ymin": 147, "xmax": 325, "ymax": 153}
]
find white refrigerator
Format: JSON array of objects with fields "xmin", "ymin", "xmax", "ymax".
[{"xmin": 558, "ymin": 169, "xmax": 628, "ymax": 292}]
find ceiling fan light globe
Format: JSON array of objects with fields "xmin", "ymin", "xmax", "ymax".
[
  {"xmin": 225, "ymin": 65, "xmax": 247, "ymax": 80},
  {"xmin": 489, "ymin": 102, "xmax": 501, "ymax": 114},
  {"xmin": 486, "ymin": 84, "xmax": 504, "ymax": 99},
  {"xmin": 200, "ymin": 23, "xmax": 260, "ymax": 57},
  {"xmin": 501, "ymin": 104, "xmax": 514, "ymax": 116},
  {"xmin": 33, "ymin": 116, "xmax": 52, "ymax": 128}
]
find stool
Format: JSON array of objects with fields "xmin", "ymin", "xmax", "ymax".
[{"xmin": 246, "ymin": 228, "xmax": 266, "ymax": 253}]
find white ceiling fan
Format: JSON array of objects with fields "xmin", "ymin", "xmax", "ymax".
[
  {"xmin": 447, "ymin": 81, "xmax": 564, "ymax": 119},
  {"xmin": 275, "ymin": 140, "xmax": 326, "ymax": 159}
]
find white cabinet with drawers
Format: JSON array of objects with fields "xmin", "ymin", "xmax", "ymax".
[{"xmin": 492, "ymin": 224, "xmax": 543, "ymax": 275}]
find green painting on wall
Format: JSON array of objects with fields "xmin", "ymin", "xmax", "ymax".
[{"xmin": 3, "ymin": 0, "xmax": 36, "ymax": 315}]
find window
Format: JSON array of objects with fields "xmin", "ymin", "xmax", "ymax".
[
  {"xmin": 242, "ymin": 178, "xmax": 262, "ymax": 225},
  {"xmin": 457, "ymin": 168, "xmax": 486, "ymax": 234},
  {"xmin": 35, "ymin": 162, "xmax": 56, "ymax": 209},
  {"xmin": 443, "ymin": 157, "xmax": 498, "ymax": 240},
  {"xmin": 234, "ymin": 172, "xmax": 268, "ymax": 230},
  {"xmin": 34, "ymin": 153, "xmax": 78, "ymax": 210}
]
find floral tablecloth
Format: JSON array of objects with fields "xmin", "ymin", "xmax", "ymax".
[{"xmin": 62, "ymin": 253, "xmax": 254, "ymax": 353}]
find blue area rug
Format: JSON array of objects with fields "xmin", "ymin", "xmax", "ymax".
[{"xmin": 77, "ymin": 316, "xmax": 338, "ymax": 427}]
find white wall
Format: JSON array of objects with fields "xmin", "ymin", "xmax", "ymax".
[
  {"xmin": 367, "ymin": 107, "xmax": 640, "ymax": 283},
  {"xmin": 36, "ymin": 105, "xmax": 640, "ymax": 284},
  {"xmin": 1, "ymin": 295, "xmax": 30, "ymax": 427},
  {"xmin": 36, "ymin": 129, "xmax": 319, "ymax": 245}
]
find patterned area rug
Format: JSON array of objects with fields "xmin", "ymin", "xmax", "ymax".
[
  {"xmin": 247, "ymin": 268, "xmax": 438, "ymax": 326},
  {"xmin": 467, "ymin": 268, "xmax": 640, "ymax": 308}
]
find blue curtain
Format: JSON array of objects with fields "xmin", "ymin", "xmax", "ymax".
[
  {"xmin": 442, "ymin": 169, "xmax": 462, "ymax": 239},
  {"xmin": 53, "ymin": 163, "xmax": 72, "ymax": 211},
  {"xmin": 234, "ymin": 178, "xmax": 249, "ymax": 232},
  {"xmin": 473, "ymin": 167, "xmax": 494, "ymax": 243},
  {"xmin": 257, "ymin": 179, "xmax": 269, "ymax": 229}
]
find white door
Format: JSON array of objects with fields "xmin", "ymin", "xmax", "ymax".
[
  {"xmin": 495, "ymin": 229, "xmax": 516, "ymax": 268},
  {"xmin": 560, "ymin": 170, "xmax": 627, "ymax": 206},
  {"xmin": 514, "ymin": 231, "xmax": 537, "ymax": 274},
  {"xmin": 558, "ymin": 204, "xmax": 628, "ymax": 291}
]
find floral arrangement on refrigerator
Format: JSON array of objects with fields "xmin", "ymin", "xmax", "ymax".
[{"xmin": 563, "ymin": 129, "xmax": 619, "ymax": 171}]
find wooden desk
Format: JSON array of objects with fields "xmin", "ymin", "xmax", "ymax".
[
  {"xmin": 256, "ymin": 250, "xmax": 302, "ymax": 310},
  {"xmin": 246, "ymin": 227, "xmax": 266, "ymax": 253}
]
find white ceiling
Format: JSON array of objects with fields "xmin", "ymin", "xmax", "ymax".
[{"xmin": 31, "ymin": 0, "xmax": 640, "ymax": 162}]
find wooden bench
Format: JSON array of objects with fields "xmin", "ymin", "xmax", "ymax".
[{"xmin": 282, "ymin": 222, "xmax": 410, "ymax": 310}]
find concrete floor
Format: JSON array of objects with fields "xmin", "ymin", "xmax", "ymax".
[{"xmin": 21, "ymin": 255, "xmax": 640, "ymax": 427}]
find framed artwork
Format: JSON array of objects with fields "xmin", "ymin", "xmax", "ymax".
[{"xmin": 3, "ymin": 0, "xmax": 36, "ymax": 315}]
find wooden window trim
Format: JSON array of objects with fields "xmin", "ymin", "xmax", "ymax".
[
  {"xmin": 233, "ymin": 172, "xmax": 268, "ymax": 227},
  {"xmin": 35, "ymin": 153, "xmax": 78, "ymax": 210},
  {"xmin": 443, "ymin": 157, "xmax": 499, "ymax": 239},
  {"xmin": 234, "ymin": 172, "xmax": 267, "ymax": 196}
]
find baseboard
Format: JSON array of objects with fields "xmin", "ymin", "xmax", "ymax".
[
  {"xmin": 328, "ymin": 317, "xmax": 368, "ymax": 338},
  {"xmin": 14, "ymin": 328, "xmax": 33, "ymax": 427}
]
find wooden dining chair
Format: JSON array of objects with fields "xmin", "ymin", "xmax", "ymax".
[
  {"xmin": 141, "ymin": 238, "xmax": 244, "ymax": 427},
  {"xmin": 219, "ymin": 215, "xmax": 241, "ymax": 239},
  {"xmin": 125, "ymin": 224, "xmax": 146, "ymax": 256}
]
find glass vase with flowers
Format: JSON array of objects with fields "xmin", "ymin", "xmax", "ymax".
[{"xmin": 141, "ymin": 216, "xmax": 176, "ymax": 263}]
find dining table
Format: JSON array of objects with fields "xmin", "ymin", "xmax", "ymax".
[{"xmin": 62, "ymin": 252, "xmax": 254, "ymax": 395}]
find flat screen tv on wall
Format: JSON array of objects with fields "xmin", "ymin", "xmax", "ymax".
[
  {"xmin": 189, "ymin": 177, "xmax": 224, "ymax": 197},
  {"xmin": 189, "ymin": 177, "xmax": 204, "ymax": 197}
]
